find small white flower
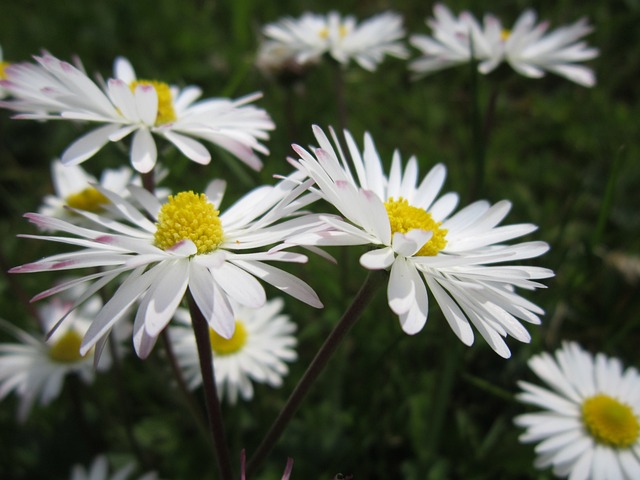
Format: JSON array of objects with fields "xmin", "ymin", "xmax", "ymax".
[
  {"xmin": 69, "ymin": 455, "xmax": 158, "ymax": 480},
  {"xmin": 0, "ymin": 296, "xmax": 110, "ymax": 421},
  {"xmin": 410, "ymin": 5, "xmax": 598, "ymax": 87},
  {"xmin": 39, "ymin": 159, "xmax": 137, "ymax": 222},
  {"xmin": 170, "ymin": 298, "xmax": 297, "ymax": 404},
  {"xmin": 262, "ymin": 11, "xmax": 408, "ymax": 72},
  {"xmin": 515, "ymin": 342, "xmax": 640, "ymax": 479},
  {"xmin": 290, "ymin": 126, "xmax": 553, "ymax": 358},
  {"xmin": 11, "ymin": 174, "xmax": 322, "ymax": 359},
  {"xmin": 0, "ymin": 53, "xmax": 275, "ymax": 172},
  {"xmin": 497, "ymin": 10, "xmax": 599, "ymax": 87}
]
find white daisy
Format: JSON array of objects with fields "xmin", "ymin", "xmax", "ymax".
[
  {"xmin": 497, "ymin": 10, "xmax": 599, "ymax": 87},
  {"xmin": 10, "ymin": 174, "xmax": 323, "ymax": 359},
  {"xmin": 39, "ymin": 159, "xmax": 137, "ymax": 223},
  {"xmin": 255, "ymin": 40, "xmax": 319, "ymax": 79},
  {"xmin": 262, "ymin": 11, "xmax": 408, "ymax": 72},
  {"xmin": 170, "ymin": 297, "xmax": 297, "ymax": 404},
  {"xmin": 0, "ymin": 53, "xmax": 275, "ymax": 173},
  {"xmin": 289, "ymin": 126, "xmax": 553, "ymax": 358},
  {"xmin": 0, "ymin": 296, "xmax": 110, "ymax": 421},
  {"xmin": 515, "ymin": 342, "xmax": 640, "ymax": 479},
  {"xmin": 69, "ymin": 455, "xmax": 158, "ymax": 480},
  {"xmin": 409, "ymin": 4, "xmax": 500, "ymax": 76}
]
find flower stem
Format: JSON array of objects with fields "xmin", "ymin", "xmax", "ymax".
[
  {"xmin": 247, "ymin": 270, "xmax": 387, "ymax": 476},
  {"xmin": 188, "ymin": 292, "xmax": 234, "ymax": 480}
]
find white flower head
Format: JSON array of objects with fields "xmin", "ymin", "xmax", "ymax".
[
  {"xmin": 290, "ymin": 125, "xmax": 553, "ymax": 358},
  {"xmin": 39, "ymin": 159, "xmax": 137, "ymax": 224},
  {"xmin": 11, "ymin": 173, "xmax": 323, "ymax": 359},
  {"xmin": 498, "ymin": 10, "xmax": 599, "ymax": 87},
  {"xmin": 69, "ymin": 455, "xmax": 158, "ymax": 480},
  {"xmin": 0, "ymin": 53, "xmax": 275, "ymax": 173},
  {"xmin": 262, "ymin": 11, "xmax": 408, "ymax": 72},
  {"xmin": 515, "ymin": 342, "xmax": 640, "ymax": 479},
  {"xmin": 170, "ymin": 297, "xmax": 297, "ymax": 404},
  {"xmin": 0, "ymin": 295, "xmax": 111, "ymax": 421},
  {"xmin": 410, "ymin": 5, "xmax": 598, "ymax": 87}
]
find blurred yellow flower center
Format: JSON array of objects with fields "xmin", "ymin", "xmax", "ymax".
[
  {"xmin": 0, "ymin": 61, "xmax": 9, "ymax": 79},
  {"xmin": 48, "ymin": 329, "xmax": 85, "ymax": 363},
  {"xmin": 582, "ymin": 394, "xmax": 640, "ymax": 448},
  {"xmin": 319, "ymin": 25, "xmax": 348, "ymax": 39},
  {"xmin": 65, "ymin": 187, "xmax": 110, "ymax": 212},
  {"xmin": 129, "ymin": 80, "xmax": 177, "ymax": 125},
  {"xmin": 154, "ymin": 191, "xmax": 224, "ymax": 255},
  {"xmin": 384, "ymin": 197, "xmax": 447, "ymax": 256},
  {"xmin": 209, "ymin": 321, "xmax": 248, "ymax": 355},
  {"xmin": 501, "ymin": 29, "xmax": 511, "ymax": 41}
]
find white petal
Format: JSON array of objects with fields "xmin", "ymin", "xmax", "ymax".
[
  {"xmin": 360, "ymin": 247, "xmax": 395, "ymax": 270},
  {"xmin": 130, "ymin": 128, "xmax": 157, "ymax": 173},
  {"xmin": 61, "ymin": 124, "xmax": 122, "ymax": 165}
]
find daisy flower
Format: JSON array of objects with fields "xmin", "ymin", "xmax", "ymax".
[
  {"xmin": 0, "ymin": 296, "xmax": 111, "ymax": 421},
  {"xmin": 170, "ymin": 297, "xmax": 297, "ymax": 404},
  {"xmin": 497, "ymin": 10, "xmax": 599, "ymax": 87},
  {"xmin": 409, "ymin": 4, "xmax": 500, "ymax": 76},
  {"xmin": 0, "ymin": 53, "xmax": 275, "ymax": 173},
  {"xmin": 262, "ymin": 11, "xmax": 408, "ymax": 72},
  {"xmin": 515, "ymin": 342, "xmax": 640, "ymax": 479},
  {"xmin": 39, "ymin": 159, "xmax": 138, "ymax": 223},
  {"xmin": 289, "ymin": 126, "xmax": 553, "ymax": 358},
  {"xmin": 69, "ymin": 455, "xmax": 158, "ymax": 480},
  {"xmin": 10, "ymin": 174, "xmax": 323, "ymax": 359}
]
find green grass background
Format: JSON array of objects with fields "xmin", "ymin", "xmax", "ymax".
[{"xmin": 0, "ymin": 0, "xmax": 639, "ymax": 478}]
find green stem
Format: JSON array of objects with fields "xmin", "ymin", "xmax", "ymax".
[
  {"xmin": 188, "ymin": 292, "xmax": 234, "ymax": 480},
  {"xmin": 469, "ymin": 58, "xmax": 485, "ymax": 200},
  {"xmin": 247, "ymin": 270, "xmax": 387, "ymax": 476}
]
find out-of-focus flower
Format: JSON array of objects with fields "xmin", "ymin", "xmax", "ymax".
[
  {"xmin": 0, "ymin": 53, "xmax": 275, "ymax": 172},
  {"xmin": 0, "ymin": 296, "xmax": 111, "ymax": 421},
  {"xmin": 69, "ymin": 455, "xmax": 158, "ymax": 480},
  {"xmin": 515, "ymin": 342, "xmax": 640, "ymax": 479},
  {"xmin": 410, "ymin": 4, "xmax": 598, "ymax": 86},
  {"xmin": 170, "ymin": 297, "xmax": 297, "ymax": 404},
  {"xmin": 255, "ymin": 40, "xmax": 320, "ymax": 80},
  {"xmin": 11, "ymin": 174, "xmax": 322, "ymax": 359},
  {"xmin": 290, "ymin": 126, "xmax": 553, "ymax": 358},
  {"xmin": 0, "ymin": 44, "xmax": 10, "ymax": 99},
  {"xmin": 262, "ymin": 11, "xmax": 408, "ymax": 72}
]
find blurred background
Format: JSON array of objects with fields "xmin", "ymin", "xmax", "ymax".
[{"xmin": 1, "ymin": 0, "xmax": 639, "ymax": 478}]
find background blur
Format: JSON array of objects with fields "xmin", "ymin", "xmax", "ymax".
[{"xmin": 1, "ymin": 0, "xmax": 639, "ymax": 478}]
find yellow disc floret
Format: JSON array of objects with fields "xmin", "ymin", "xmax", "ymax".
[
  {"xmin": 66, "ymin": 187, "xmax": 110, "ymax": 212},
  {"xmin": 130, "ymin": 79, "xmax": 177, "ymax": 125},
  {"xmin": 384, "ymin": 197, "xmax": 448, "ymax": 256},
  {"xmin": 0, "ymin": 61, "xmax": 9, "ymax": 80},
  {"xmin": 582, "ymin": 394, "xmax": 640, "ymax": 448},
  {"xmin": 154, "ymin": 191, "xmax": 223, "ymax": 255},
  {"xmin": 501, "ymin": 29, "xmax": 511, "ymax": 42},
  {"xmin": 48, "ymin": 329, "xmax": 85, "ymax": 363},
  {"xmin": 209, "ymin": 321, "xmax": 248, "ymax": 356}
]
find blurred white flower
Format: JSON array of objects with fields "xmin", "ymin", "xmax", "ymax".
[
  {"xmin": 290, "ymin": 126, "xmax": 553, "ymax": 358},
  {"xmin": 0, "ymin": 296, "xmax": 111, "ymax": 421},
  {"xmin": 69, "ymin": 455, "xmax": 158, "ymax": 480},
  {"xmin": 410, "ymin": 4, "xmax": 598, "ymax": 86},
  {"xmin": 0, "ymin": 53, "xmax": 275, "ymax": 172},
  {"xmin": 170, "ymin": 297, "xmax": 297, "ymax": 404},
  {"xmin": 516, "ymin": 342, "xmax": 640, "ymax": 479},
  {"xmin": 262, "ymin": 11, "xmax": 408, "ymax": 71}
]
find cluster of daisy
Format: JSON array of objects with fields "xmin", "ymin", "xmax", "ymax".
[
  {"xmin": 0, "ymin": 4, "xmax": 632, "ymax": 480},
  {"xmin": 257, "ymin": 5, "xmax": 598, "ymax": 87}
]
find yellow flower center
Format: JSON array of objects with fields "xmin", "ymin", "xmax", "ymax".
[
  {"xmin": 501, "ymin": 29, "xmax": 511, "ymax": 42},
  {"xmin": 0, "ymin": 61, "xmax": 9, "ymax": 80},
  {"xmin": 65, "ymin": 187, "xmax": 110, "ymax": 212},
  {"xmin": 154, "ymin": 191, "xmax": 223, "ymax": 255},
  {"xmin": 384, "ymin": 197, "xmax": 447, "ymax": 256},
  {"xmin": 319, "ymin": 24, "xmax": 348, "ymax": 39},
  {"xmin": 129, "ymin": 79, "xmax": 177, "ymax": 125},
  {"xmin": 209, "ymin": 320, "xmax": 248, "ymax": 355},
  {"xmin": 48, "ymin": 329, "xmax": 86, "ymax": 363},
  {"xmin": 582, "ymin": 394, "xmax": 640, "ymax": 448}
]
